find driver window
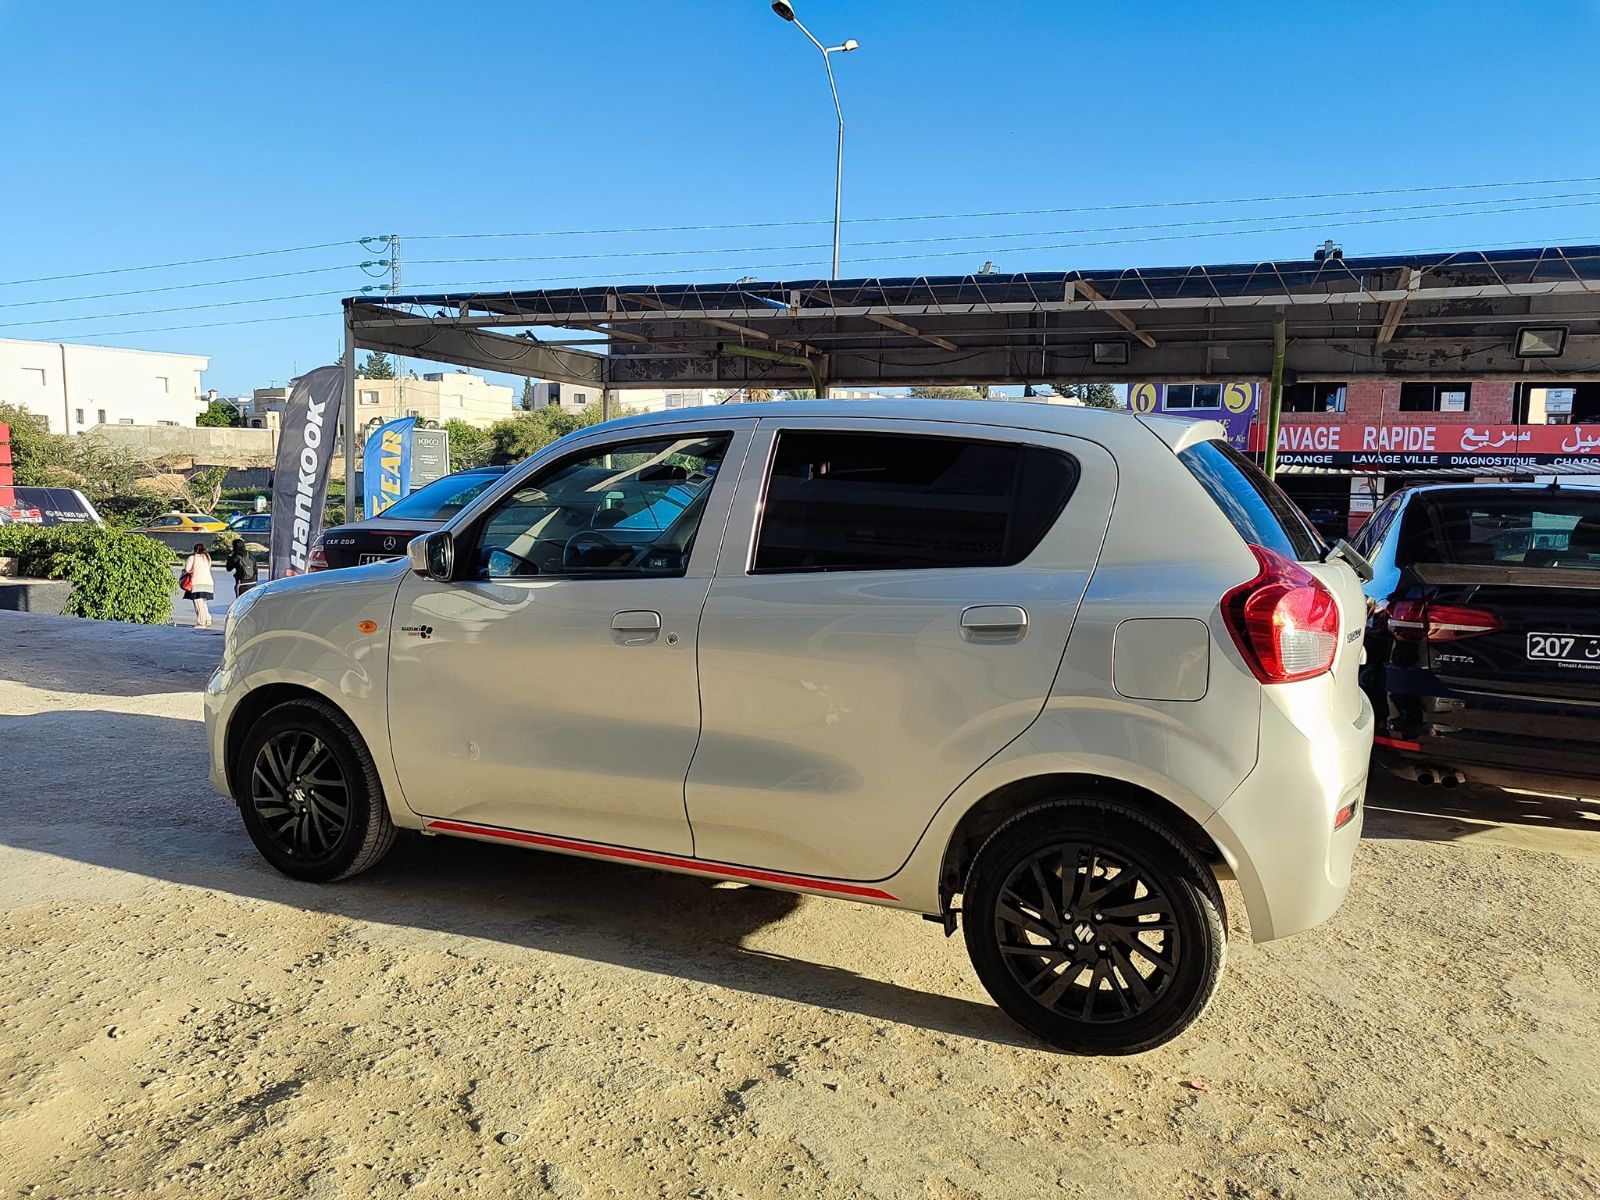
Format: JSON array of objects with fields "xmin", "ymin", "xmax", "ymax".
[{"xmin": 473, "ymin": 432, "xmax": 731, "ymax": 579}]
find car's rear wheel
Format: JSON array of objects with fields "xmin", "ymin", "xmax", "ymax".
[
  {"xmin": 962, "ymin": 799, "xmax": 1225, "ymax": 1055},
  {"xmin": 236, "ymin": 698, "xmax": 396, "ymax": 882}
]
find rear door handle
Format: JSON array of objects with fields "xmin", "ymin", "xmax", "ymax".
[
  {"xmin": 612, "ymin": 610, "xmax": 662, "ymax": 644},
  {"xmin": 960, "ymin": 604, "xmax": 1029, "ymax": 637}
]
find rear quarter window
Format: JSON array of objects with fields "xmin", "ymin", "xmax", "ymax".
[{"xmin": 1177, "ymin": 439, "xmax": 1324, "ymax": 561}]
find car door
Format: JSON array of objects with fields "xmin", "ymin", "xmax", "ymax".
[
  {"xmin": 684, "ymin": 418, "xmax": 1116, "ymax": 881},
  {"xmin": 386, "ymin": 420, "xmax": 754, "ymax": 854}
]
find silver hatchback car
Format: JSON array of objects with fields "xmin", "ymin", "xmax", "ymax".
[{"xmin": 206, "ymin": 401, "xmax": 1371, "ymax": 1053}]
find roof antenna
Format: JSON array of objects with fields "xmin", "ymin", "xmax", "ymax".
[
  {"xmin": 1313, "ymin": 239, "xmax": 1343, "ymax": 263},
  {"xmin": 978, "ymin": 260, "xmax": 997, "ymax": 275}
]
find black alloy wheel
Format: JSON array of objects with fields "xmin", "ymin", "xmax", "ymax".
[
  {"xmin": 235, "ymin": 698, "xmax": 397, "ymax": 882},
  {"xmin": 249, "ymin": 730, "xmax": 352, "ymax": 861},
  {"xmin": 963, "ymin": 799, "xmax": 1226, "ymax": 1055}
]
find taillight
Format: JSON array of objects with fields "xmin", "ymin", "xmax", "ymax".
[
  {"xmin": 1221, "ymin": 545, "xmax": 1342, "ymax": 684},
  {"xmin": 1388, "ymin": 600, "xmax": 1502, "ymax": 642},
  {"xmin": 306, "ymin": 535, "xmax": 329, "ymax": 572}
]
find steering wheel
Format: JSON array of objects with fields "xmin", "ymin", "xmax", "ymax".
[{"xmin": 563, "ymin": 529, "xmax": 636, "ymax": 571}]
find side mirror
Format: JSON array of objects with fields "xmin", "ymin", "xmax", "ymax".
[{"xmin": 418, "ymin": 530, "xmax": 456, "ymax": 582}]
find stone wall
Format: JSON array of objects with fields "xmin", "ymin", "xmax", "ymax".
[{"xmin": 82, "ymin": 425, "xmax": 278, "ymax": 468}]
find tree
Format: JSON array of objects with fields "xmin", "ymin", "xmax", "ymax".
[
  {"xmin": 182, "ymin": 465, "xmax": 228, "ymax": 514},
  {"xmin": 777, "ymin": 388, "xmax": 815, "ymax": 401},
  {"xmin": 360, "ymin": 352, "xmax": 397, "ymax": 380},
  {"xmin": 0, "ymin": 403, "xmax": 70, "ymax": 484},
  {"xmin": 906, "ymin": 386, "xmax": 988, "ymax": 400},
  {"xmin": 520, "ymin": 378, "xmax": 537, "ymax": 411},
  {"xmin": 1051, "ymin": 383, "xmax": 1121, "ymax": 409},
  {"xmin": 444, "ymin": 419, "xmax": 494, "ymax": 471},
  {"xmin": 487, "ymin": 405, "xmax": 608, "ymax": 464},
  {"xmin": 195, "ymin": 398, "xmax": 241, "ymax": 427}
]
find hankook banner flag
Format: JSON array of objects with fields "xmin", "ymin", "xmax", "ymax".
[
  {"xmin": 362, "ymin": 416, "xmax": 416, "ymax": 519},
  {"xmin": 270, "ymin": 365, "xmax": 344, "ymax": 579}
]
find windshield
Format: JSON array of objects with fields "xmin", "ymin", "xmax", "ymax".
[
  {"xmin": 1399, "ymin": 490, "xmax": 1600, "ymax": 570},
  {"xmin": 377, "ymin": 471, "xmax": 504, "ymax": 522}
]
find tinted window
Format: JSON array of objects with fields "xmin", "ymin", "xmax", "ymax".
[
  {"xmin": 753, "ymin": 431, "xmax": 1078, "ymax": 573},
  {"xmin": 1398, "ymin": 491, "xmax": 1600, "ymax": 570},
  {"xmin": 379, "ymin": 471, "xmax": 504, "ymax": 521},
  {"xmin": 473, "ymin": 433, "xmax": 729, "ymax": 578},
  {"xmin": 1178, "ymin": 440, "xmax": 1323, "ymax": 560}
]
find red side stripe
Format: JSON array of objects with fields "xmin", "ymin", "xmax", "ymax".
[
  {"xmin": 1374, "ymin": 733, "xmax": 1422, "ymax": 752},
  {"xmin": 423, "ymin": 819, "xmax": 898, "ymax": 901}
]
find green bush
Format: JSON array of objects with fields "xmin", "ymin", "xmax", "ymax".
[{"xmin": 0, "ymin": 525, "xmax": 176, "ymax": 624}]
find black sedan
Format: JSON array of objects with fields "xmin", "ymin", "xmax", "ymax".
[
  {"xmin": 1353, "ymin": 482, "xmax": 1600, "ymax": 795},
  {"xmin": 309, "ymin": 466, "xmax": 511, "ymax": 572}
]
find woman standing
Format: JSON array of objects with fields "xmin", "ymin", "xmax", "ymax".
[{"xmin": 182, "ymin": 542, "xmax": 215, "ymax": 629}]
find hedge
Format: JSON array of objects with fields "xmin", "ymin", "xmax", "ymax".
[{"xmin": 0, "ymin": 525, "xmax": 176, "ymax": 624}]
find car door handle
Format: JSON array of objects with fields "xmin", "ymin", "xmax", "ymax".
[
  {"xmin": 960, "ymin": 605, "xmax": 1029, "ymax": 636},
  {"xmin": 611, "ymin": 610, "xmax": 662, "ymax": 644}
]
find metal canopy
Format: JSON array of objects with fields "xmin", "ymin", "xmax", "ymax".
[{"xmin": 344, "ymin": 244, "xmax": 1600, "ymax": 389}]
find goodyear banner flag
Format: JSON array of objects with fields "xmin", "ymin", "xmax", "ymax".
[
  {"xmin": 362, "ymin": 417, "xmax": 416, "ymax": 519},
  {"xmin": 269, "ymin": 365, "xmax": 344, "ymax": 579}
]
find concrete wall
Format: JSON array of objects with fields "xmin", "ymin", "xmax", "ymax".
[
  {"xmin": 82, "ymin": 424, "xmax": 277, "ymax": 467},
  {"xmin": 1, "ymin": 338, "xmax": 209, "ymax": 435}
]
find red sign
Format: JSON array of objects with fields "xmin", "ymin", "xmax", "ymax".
[{"xmin": 1253, "ymin": 423, "xmax": 1600, "ymax": 456}]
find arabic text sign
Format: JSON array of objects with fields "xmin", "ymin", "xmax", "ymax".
[{"xmin": 1253, "ymin": 423, "xmax": 1600, "ymax": 456}]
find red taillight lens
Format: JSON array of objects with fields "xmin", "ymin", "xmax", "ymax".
[
  {"xmin": 1387, "ymin": 600, "xmax": 1501, "ymax": 642},
  {"xmin": 1222, "ymin": 545, "xmax": 1342, "ymax": 684},
  {"xmin": 306, "ymin": 536, "xmax": 329, "ymax": 572}
]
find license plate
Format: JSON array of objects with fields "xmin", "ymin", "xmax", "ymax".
[
  {"xmin": 1526, "ymin": 632, "xmax": 1600, "ymax": 668},
  {"xmin": 358, "ymin": 553, "xmax": 398, "ymax": 565}
]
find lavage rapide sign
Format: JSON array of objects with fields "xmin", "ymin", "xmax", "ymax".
[
  {"xmin": 1251, "ymin": 421, "xmax": 1600, "ymax": 469},
  {"xmin": 269, "ymin": 365, "xmax": 345, "ymax": 580}
]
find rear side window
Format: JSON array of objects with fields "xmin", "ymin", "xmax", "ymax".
[
  {"xmin": 1178, "ymin": 440, "xmax": 1324, "ymax": 561},
  {"xmin": 753, "ymin": 431, "xmax": 1079, "ymax": 572},
  {"xmin": 1399, "ymin": 491, "xmax": 1600, "ymax": 570}
]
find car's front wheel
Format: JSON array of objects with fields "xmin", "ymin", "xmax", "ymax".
[
  {"xmin": 962, "ymin": 799, "xmax": 1226, "ymax": 1055},
  {"xmin": 235, "ymin": 698, "xmax": 396, "ymax": 882}
]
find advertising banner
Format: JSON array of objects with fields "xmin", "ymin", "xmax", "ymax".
[
  {"xmin": 1127, "ymin": 382, "xmax": 1257, "ymax": 450},
  {"xmin": 362, "ymin": 417, "xmax": 416, "ymax": 518},
  {"xmin": 0, "ymin": 486, "xmax": 102, "ymax": 526},
  {"xmin": 1252, "ymin": 422, "xmax": 1600, "ymax": 471},
  {"xmin": 269, "ymin": 365, "xmax": 344, "ymax": 579},
  {"xmin": 409, "ymin": 427, "xmax": 450, "ymax": 489}
]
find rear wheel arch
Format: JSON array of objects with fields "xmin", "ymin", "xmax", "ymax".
[{"xmin": 939, "ymin": 773, "xmax": 1224, "ymax": 907}]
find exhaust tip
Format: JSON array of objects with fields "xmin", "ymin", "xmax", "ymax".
[
  {"xmin": 1416, "ymin": 770, "xmax": 1435, "ymax": 786},
  {"xmin": 1442, "ymin": 771, "xmax": 1464, "ymax": 788}
]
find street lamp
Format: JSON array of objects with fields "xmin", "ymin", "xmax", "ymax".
[{"xmin": 770, "ymin": 0, "xmax": 857, "ymax": 280}]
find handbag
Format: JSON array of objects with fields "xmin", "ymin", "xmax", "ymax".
[{"xmin": 179, "ymin": 568, "xmax": 193, "ymax": 592}]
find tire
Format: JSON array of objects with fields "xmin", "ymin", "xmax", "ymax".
[
  {"xmin": 962, "ymin": 798, "xmax": 1226, "ymax": 1055},
  {"xmin": 234, "ymin": 698, "xmax": 397, "ymax": 882}
]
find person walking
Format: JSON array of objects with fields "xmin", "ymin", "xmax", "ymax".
[
  {"xmin": 225, "ymin": 538, "xmax": 258, "ymax": 598},
  {"xmin": 182, "ymin": 542, "xmax": 215, "ymax": 629}
]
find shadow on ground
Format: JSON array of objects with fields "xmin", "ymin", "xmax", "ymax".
[
  {"xmin": 0, "ymin": 706, "xmax": 1028, "ymax": 1049},
  {"xmin": 1362, "ymin": 768, "xmax": 1600, "ymax": 844}
]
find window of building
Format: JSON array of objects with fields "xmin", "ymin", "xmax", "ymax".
[
  {"xmin": 1399, "ymin": 383, "xmax": 1471, "ymax": 413},
  {"xmin": 118, "ymin": 418, "xmax": 134, "ymax": 425},
  {"xmin": 97, "ymin": 409, "xmax": 107, "ymax": 424},
  {"xmin": 158, "ymin": 420, "xmax": 179, "ymax": 427},
  {"xmin": 753, "ymin": 431, "xmax": 1080, "ymax": 573},
  {"xmin": 360, "ymin": 390, "xmax": 380, "ymax": 405},
  {"xmin": 74, "ymin": 408, "xmax": 85, "ymax": 425},
  {"xmin": 449, "ymin": 395, "xmax": 464, "ymax": 408},
  {"xmin": 1282, "ymin": 382, "xmax": 1348, "ymax": 413},
  {"xmin": 155, "ymin": 376, "xmax": 169, "ymax": 393},
  {"xmin": 666, "ymin": 392, "xmax": 685, "ymax": 410},
  {"xmin": 20, "ymin": 367, "xmax": 47, "ymax": 387},
  {"xmin": 1164, "ymin": 383, "xmax": 1222, "ymax": 410},
  {"xmin": 572, "ymin": 392, "xmax": 589, "ymax": 405}
]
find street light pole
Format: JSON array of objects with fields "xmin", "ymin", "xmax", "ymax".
[{"xmin": 770, "ymin": 1, "xmax": 857, "ymax": 281}]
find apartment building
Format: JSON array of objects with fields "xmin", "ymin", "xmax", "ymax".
[
  {"xmin": 249, "ymin": 371, "xmax": 517, "ymax": 431},
  {"xmin": 1, "ymin": 338, "xmax": 208, "ymax": 434}
]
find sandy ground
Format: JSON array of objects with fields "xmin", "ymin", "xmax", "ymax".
[{"xmin": 1, "ymin": 610, "xmax": 1597, "ymax": 1200}]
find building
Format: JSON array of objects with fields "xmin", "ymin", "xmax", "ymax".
[
  {"xmin": 1, "ymin": 338, "xmax": 208, "ymax": 434},
  {"xmin": 1125, "ymin": 378, "xmax": 1600, "ymax": 536},
  {"xmin": 248, "ymin": 371, "xmax": 516, "ymax": 431},
  {"xmin": 529, "ymin": 383, "xmax": 889, "ymax": 413}
]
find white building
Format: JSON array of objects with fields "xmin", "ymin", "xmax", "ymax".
[
  {"xmin": 249, "ymin": 371, "xmax": 517, "ymax": 431},
  {"xmin": 1, "ymin": 338, "xmax": 208, "ymax": 434},
  {"xmin": 529, "ymin": 383, "xmax": 889, "ymax": 413}
]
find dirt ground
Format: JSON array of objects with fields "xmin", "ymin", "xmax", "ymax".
[{"xmin": 1, "ymin": 610, "xmax": 1597, "ymax": 1200}]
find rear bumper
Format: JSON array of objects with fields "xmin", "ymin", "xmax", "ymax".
[
  {"xmin": 1204, "ymin": 684, "xmax": 1372, "ymax": 943},
  {"xmin": 1377, "ymin": 666, "xmax": 1600, "ymax": 792}
]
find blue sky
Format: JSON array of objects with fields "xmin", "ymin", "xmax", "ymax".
[{"xmin": 4, "ymin": 0, "xmax": 1600, "ymax": 394}]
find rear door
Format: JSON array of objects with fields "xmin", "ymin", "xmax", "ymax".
[
  {"xmin": 683, "ymin": 418, "xmax": 1116, "ymax": 882},
  {"xmin": 1394, "ymin": 489, "xmax": 1600, "ymax": 699}
]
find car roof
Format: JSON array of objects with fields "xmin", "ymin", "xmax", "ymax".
[{"xmin": 592, "ymin": 397, "xmax": 1221, "ymax": 448}]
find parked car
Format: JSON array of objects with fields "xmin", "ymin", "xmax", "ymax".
[
  {"xmin": 308, "ymin": 466, "xmax": 510, "ymax": 571},
  {"xmin": 207, "ymin": 402, "xmax": 1371, "ymax": 1054},
  {"xmin": 142, "ymin": 511, "xmax": 227, "ymax": 534},
  {"xmin": 1353, "ymin": 481, "xmax": 1600, "ymax": 795},
  {"xmin": 225, "ymin": 512, "xmax": 272, "ymax": 539}
]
